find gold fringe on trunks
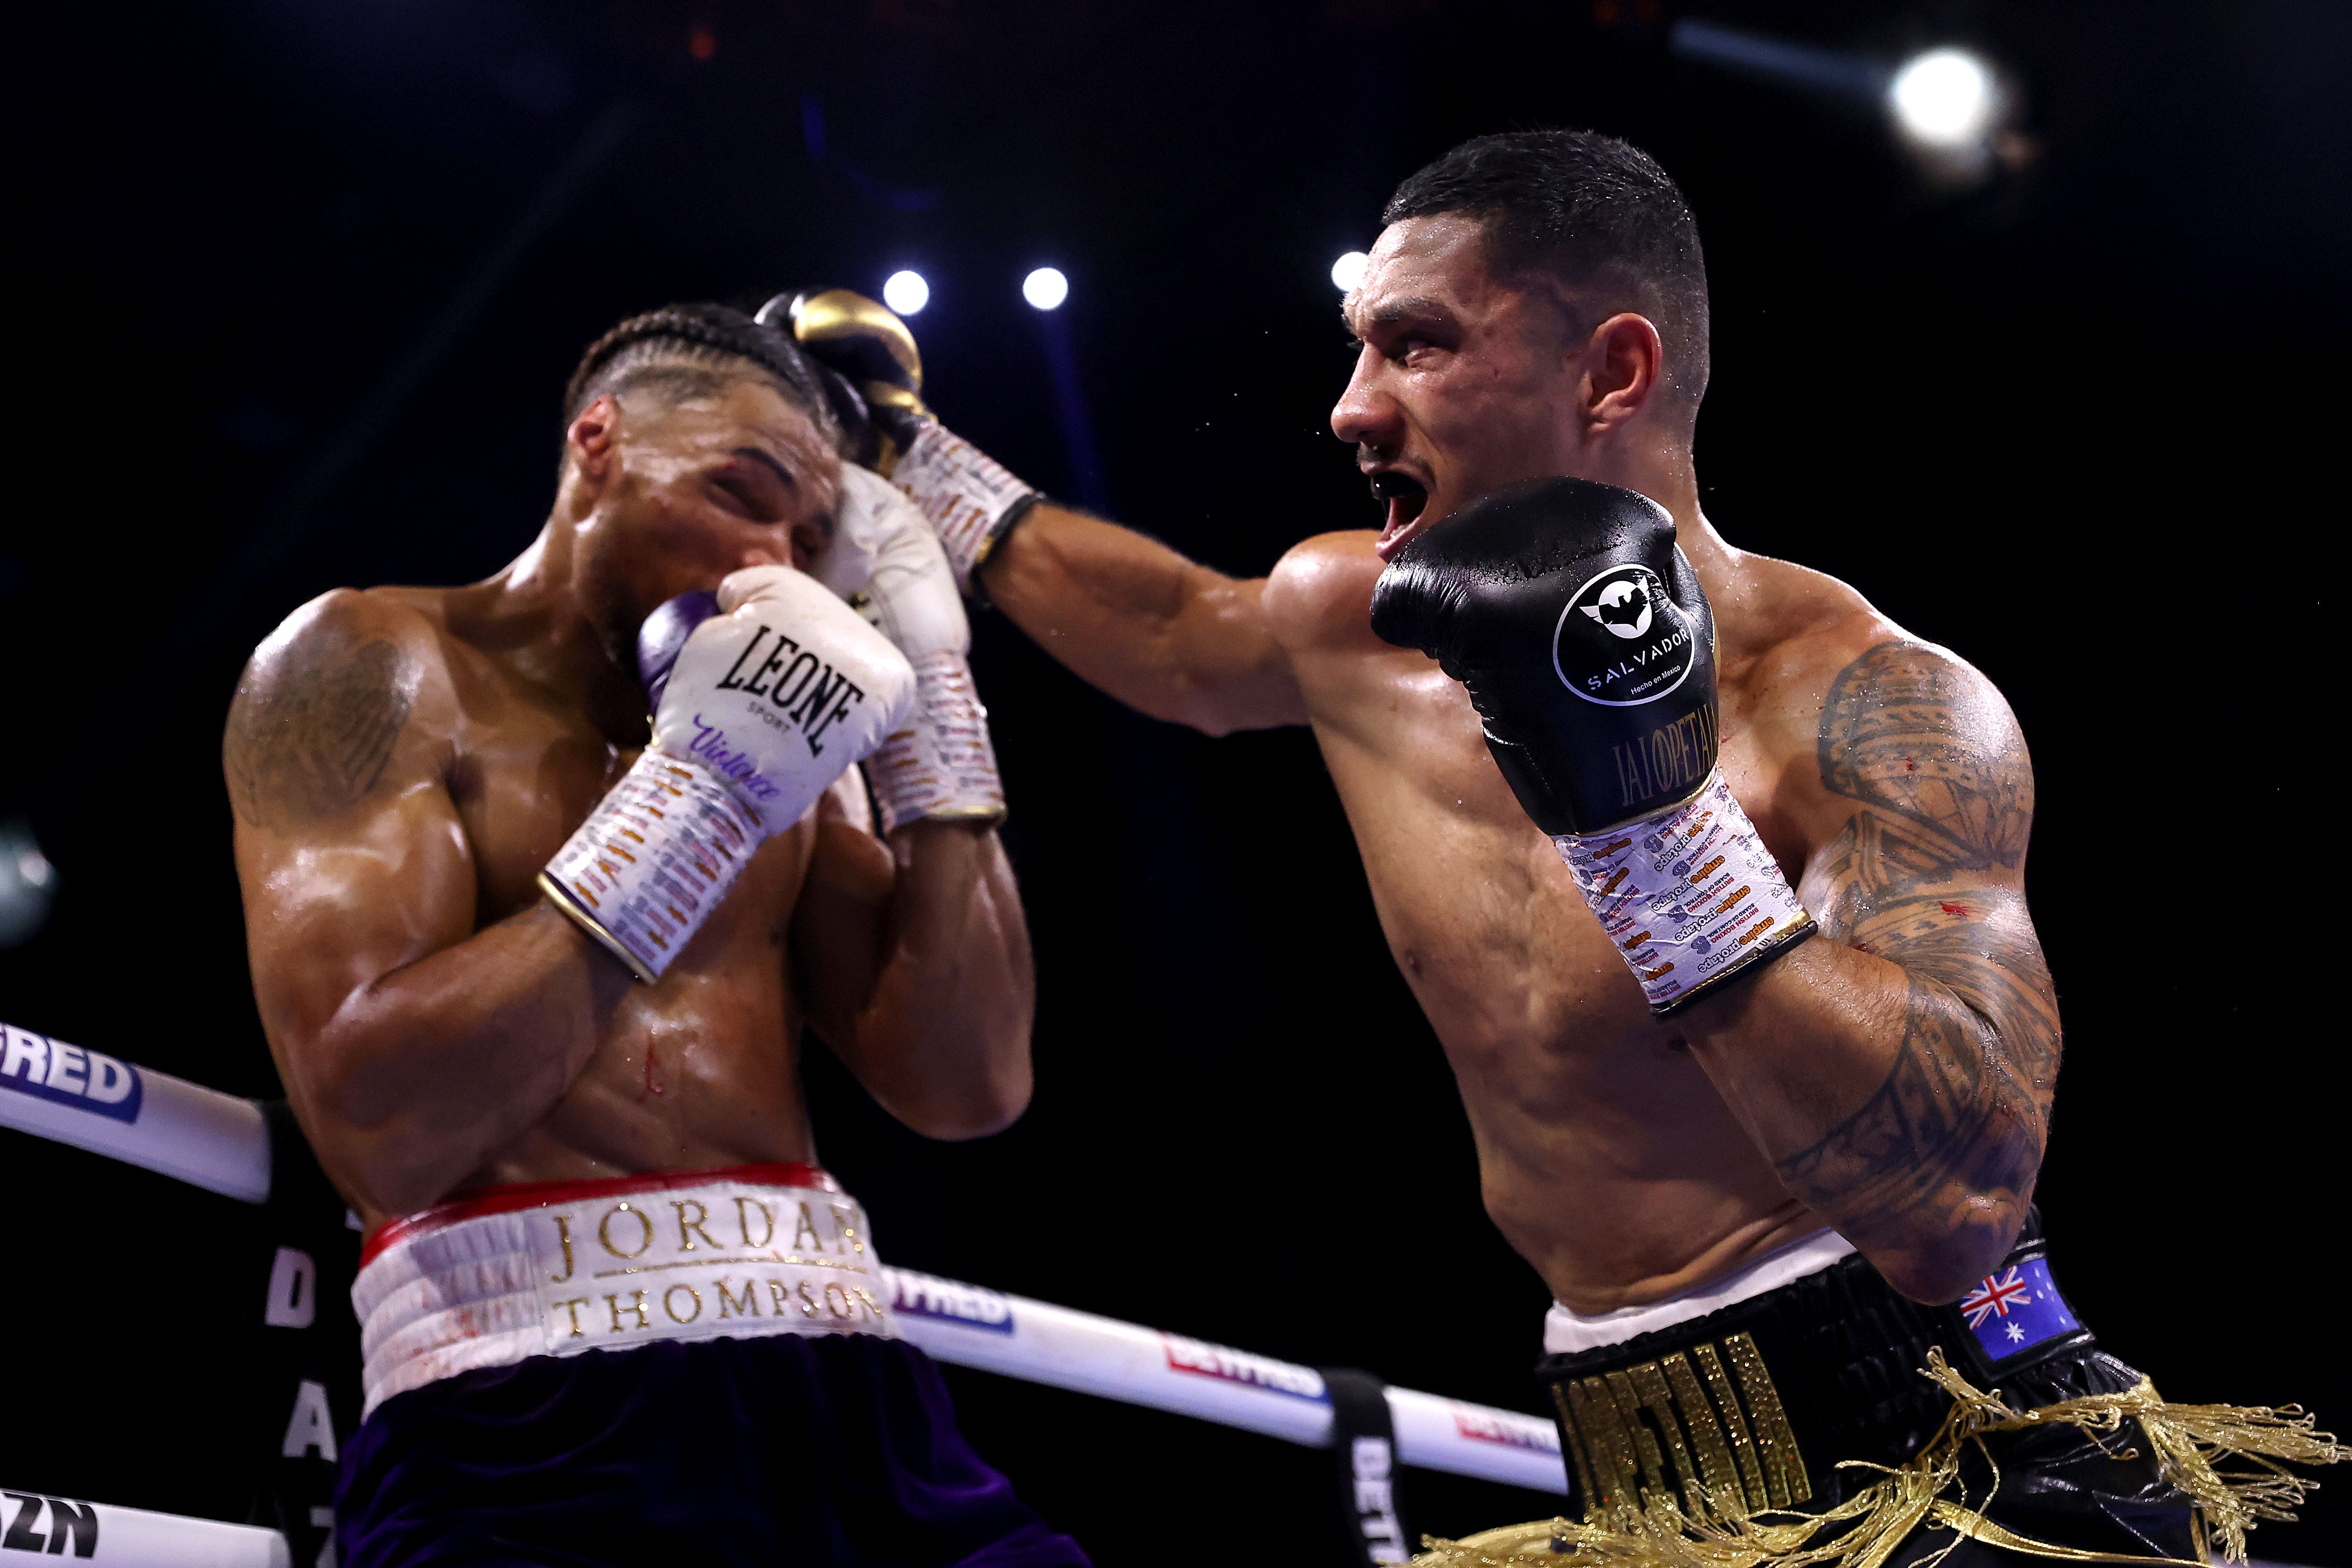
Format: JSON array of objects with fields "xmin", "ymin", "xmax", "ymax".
[{"xmin": 1411, "ymin": 1350, "xmax": 2345, "ymax": 1568}]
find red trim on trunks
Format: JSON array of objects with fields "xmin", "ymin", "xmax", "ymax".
[{"xmin": 362, "ymin": 1162, "xmax": 839, "ymax": 1267}]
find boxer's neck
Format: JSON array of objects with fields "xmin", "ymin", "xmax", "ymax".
[
  {"xmin": 491, "ymin": 520, "xmax": 648, "ymax": 746},
  {"xmin": 1572, "ymin": 430, "xmax": 1725, "ymax": 573}
]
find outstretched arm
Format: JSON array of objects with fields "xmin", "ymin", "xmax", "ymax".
[
  {"xmin": 776, "ymin": 294, "xmax": 1306, "ymax": 736},
  {"xmin": 791, "ymin": 792, "xmax": 1034, "ymax": 1139},
  {"xmin": 229, "ymin": 592, "xmax": 628, "ymax": 1218},
  {"xmin": 1679, "ymin": 640, "xmax": 2058, "ymax": 1303},
  {"xmin": 977, "ymin": 504, "xmax": 1310, "ymax": 735}
]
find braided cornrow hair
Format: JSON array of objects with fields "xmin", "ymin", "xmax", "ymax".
[{"xmin": 560, "ymin": 302, "xmax": 842, "ymax": 451}]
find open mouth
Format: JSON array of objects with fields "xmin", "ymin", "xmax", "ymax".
[{"xmin": 1369, "ymin": 471, "xmax": 1430, "ymax": 558}]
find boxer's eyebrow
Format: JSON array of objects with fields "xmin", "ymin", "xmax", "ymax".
[
  {"xmin": 1349, "ymin": 294, "xmax": 1451, "ymax": 336},
  {"xmin": 732, "ymin": 446, "xmax": 799, "ymax": 490}
]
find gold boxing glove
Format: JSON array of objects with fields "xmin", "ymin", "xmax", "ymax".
[{"xmin": 760, "ymin": 287, "xmax": 1039, "ymax": 600}]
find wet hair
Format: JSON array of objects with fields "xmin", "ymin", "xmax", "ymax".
[
  {"xmin": 559, "ymin": 303, "xmax": 841, "ymax": 454},
  {"xmin": 1383, "ymin": 129, "xmax": 1710, "ymax": 422}
]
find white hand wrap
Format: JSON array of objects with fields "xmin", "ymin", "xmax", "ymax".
[
  {"xmin": 891, "ymin": 421, "xmax": 1039, "ymax": 594},
  {"xmin": 867, "ymin": 650, "xmax": 1006, "ymax": 831},
  {"xmin": 1554, "ymin": 769, "xmax": 1814, "ymax": 1016},
  {"xmin": 541, "ymin": 752, "xmax": 765, "ymax": 983}
]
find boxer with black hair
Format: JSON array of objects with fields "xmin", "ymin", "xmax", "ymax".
[
  {"xmin": 228, "ymin": 304, "xmax": 1082, "ymax": 1568},
  {"xmin": 795, "ymin": 133, "xmax": 2338, "ymax": 1564}
]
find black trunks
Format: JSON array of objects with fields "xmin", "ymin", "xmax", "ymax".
[
  {"xmin": 1535, "ymin": 1214, "xmax": 2198, "ymax": 1563},
  {"xmin": 337, "ymin": 1332, "xmax": 1090, "ymax": 1568}
]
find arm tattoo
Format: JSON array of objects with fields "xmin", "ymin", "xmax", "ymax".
[
  {"xmin": 226, "ymin": 636, "xmax": 417, "ymax": 827},
  {"xmin": 1775, "ymin": 641, "xmax": 2059, "ymax": 1258}
]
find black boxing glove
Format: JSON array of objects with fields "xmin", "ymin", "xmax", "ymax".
[{"xmin": 1372, "ymin": 477, "xmax": 1813, "ymax": 1015}]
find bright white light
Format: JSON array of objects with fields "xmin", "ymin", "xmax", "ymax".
[
  {"xmin": 1331, "ymin": 250, "xmax": 1369, "ymax": 292},
  {"xmin": 1889, "ymin": 48, "xmax": 1997, "ymax": 149},
  {"xmin": 881, "ymin": 270, "xmax": 929, "ymax": 316},
  {"xmin": 1021, "ymin": 267, "xmax": 1069, "ymax": 311}
]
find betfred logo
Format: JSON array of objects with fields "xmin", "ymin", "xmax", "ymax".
[
  {"xmin": 0, "ymin": 1025, "xmax": 140, "ymax": 1124},
  {"xmin": 1161, "ymin": 1334, "xmax": 1327, "ymax": 1402},
  {"xmin": 889, "ymin": 1269, "xmax": 1015, "ymax": 1335},
  {"xmin": 1451, "ymin": 1405, "xmax": 1561, "ymax": 1453}
]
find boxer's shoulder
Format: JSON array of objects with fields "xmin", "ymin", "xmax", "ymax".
[
  {"xmin": 227, "ymin": 588, "xmax": 458, "ymax": 830},
  {"xmin": 1714, "ymin": 549, "xmax": 1903, "ymax": 698},
  {"xmin": 1714, "ymin": 550, "xmax": 2028, "ymax": 844},
  {"xmin": 237, "ymin": 586, "xmax": 454, "ymax": 710},
  {"xmin": 1263, "ymin": 529, "xmax": 1386, "ymax": 655},
  {"xmin": 246, "ymin": 583, "xmax": 450, "ymax": 664}
]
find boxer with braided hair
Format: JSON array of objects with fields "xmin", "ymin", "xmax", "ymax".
[
  {"xmin": 561, "ymin": 303, "xmax": 844, "ymax": 450},
  {"xmin": 227, "ymin": 303, "xmax": 1083, "ymax": 1567}
]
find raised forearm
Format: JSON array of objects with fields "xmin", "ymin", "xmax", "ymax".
[
  {"xmin": 981, "ymin": 505, "xmax": 1301, "ymax": 735},
  {"xmin": 306, "ymin": 902, "xmax": 630, "ymax": 1210},
  {"xmin": 1678, "ymin": 912, "xmax": 2056, "ymax": 1302},
  {"xmin": 847, "ymin": 821, "xmax": 1035, "ymax": 1138}
]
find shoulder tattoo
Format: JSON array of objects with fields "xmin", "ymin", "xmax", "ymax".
[
  {"xmin": 227, "ymin": 633, "xmax": 418, "ymax": 828},
  {"xmin": 1816, "ymin": 640, "xmax": 2032, "ymax": 901},
  {"xmin": 1778, "ymin": 642, "xmax": 2059, "ymax": 1234}
]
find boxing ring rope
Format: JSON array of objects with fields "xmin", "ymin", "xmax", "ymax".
[
  {"xmin": 1, "ymin": 1021, "xmax": 1566, "ymax": 1564},
  {"xmin": 0, "ymin": 1495, "xmax": 292, "ymax": 1568}
]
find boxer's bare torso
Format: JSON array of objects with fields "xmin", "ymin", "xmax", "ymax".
[
  {"xmin": 1258, "ymin": 526, "xmax": 1992, "ymax": 1311},
  {"xmin": 239, "ymin": 584, "xmax": 853, "ymax": 1211},
  {"xmin": 972, "ymin": 213, "xmax": 2050, "ymax": 1311},
  {"xmin": 232, "ymin": 374, "xmax": 1032, "ymax": 1234}
]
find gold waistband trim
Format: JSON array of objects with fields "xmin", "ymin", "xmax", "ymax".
[
  {"xmin": 1414, "ymin": 1348, "xmax": 2345, "ymax": 1568},
  {"xmin": 1551, "ymin": 1332, "xmax": 1811, "ymax": 1522}
]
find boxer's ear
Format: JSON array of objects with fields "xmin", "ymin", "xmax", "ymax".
[
  {"xmin": 566, "ymin": 395, "xmax": 622, "ymax": 493},
  {"xmin": 1578, "ymin": 313, "xmax": 1666, "ymax": 436}
]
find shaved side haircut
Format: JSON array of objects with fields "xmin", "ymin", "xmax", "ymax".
[{"xmin": 1385, "ymin": 129, "xmax": 1712, "ymax": 425}]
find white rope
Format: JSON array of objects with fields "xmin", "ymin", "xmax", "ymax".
[
  {"xmin": 0, "ymin": 1022, "xmax": 268, "ymax": 1202},
  {"xmin": 0, "ymin": 1026, "xmax": 1570, "ymax": 1499},
  {"xmin": 886, "ymin": 1269, "xmax": 1566, "ymax": 1494},
  {"xmin": 0, "ymin": 1490, "xmax": 289, "ymax": 1567}
]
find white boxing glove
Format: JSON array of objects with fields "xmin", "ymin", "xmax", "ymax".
[
  {"xmin": 830, "ymin": 465, "xmax": 1007, "ymax": 833},
  {"xmin": 539, "ymin": 565, "xmax": 914, "ymax": 981}
]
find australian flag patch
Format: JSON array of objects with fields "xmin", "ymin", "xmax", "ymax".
[{"xmin": 1959, "ymin": 1257, "xmax": 2079, "ymax": 1364}]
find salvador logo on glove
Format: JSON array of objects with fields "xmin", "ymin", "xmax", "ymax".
[{"xmin": 1554, "ymin": 564, "xmax": 1699, "ymax": 708}]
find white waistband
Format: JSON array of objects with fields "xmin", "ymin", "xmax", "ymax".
[
  {"xmin": 1543, "ymin": 1229, "xmax": 1857, "ymax": 1356},
  {"xmin": 354, "ymin": 1166, "xmax": 897, "ymax": 1419}
]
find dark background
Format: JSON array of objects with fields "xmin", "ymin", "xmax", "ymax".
[{"xmin": 3, "ymin": 0, "xmax": 2345, "ymax": 1562}]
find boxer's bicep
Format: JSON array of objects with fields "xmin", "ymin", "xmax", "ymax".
[
  {"xmin": 228, "ymin": 598, "xmax": 471, "ymax": 1081},
  {"xmin": 790, "ymin": 819, "xmax": 1033, "ymax": 1139},
  {"xmin": 789, "ymin": 808, "xmax": 895, "ymax": 1057},
  {"xmin": 1800, "ymin": 638, "xmax": 2049, "ymax": 1025},
  {"xmin": 241, "ymin": 790, "xmax": 478, "ymax": 1088},
  {"xmin": 985, "ymin": 503, "xmax": 1307, "ymax": 734},
  {"xmin": 1767, "ymin": 640, "xmax": 2058, "ymax": 1290}
]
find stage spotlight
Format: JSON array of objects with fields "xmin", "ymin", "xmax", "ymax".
[
  {"xmin": 1331, "ymin": 251, "xmax": 1369, "ymax": 292},
  {"xmin": 0, "ymin": 817, "xmax": 56, "ymax": 949},
  {"xmin": 881, "ymin": 270, "xmax": 929, "ymax": 316},
  {"xmin": 1889, "ymin": 48, "xmax": 1997, "ymax": 149},
  {"xmin": 1021, "ymin": 267, "xmax": 1069, "ymax": 311}
]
